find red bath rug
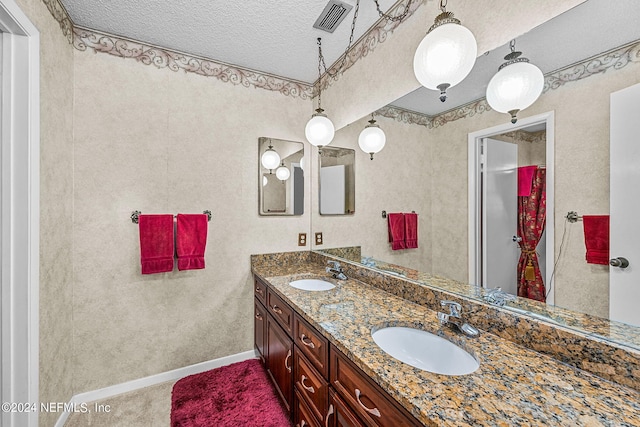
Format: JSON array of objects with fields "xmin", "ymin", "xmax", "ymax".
[{"xmin": 171, "ymin": 358, "xmax": 291, "ymax": 427}]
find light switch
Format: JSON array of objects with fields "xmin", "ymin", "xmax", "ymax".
[
  {"xmin": 298, "ymin": 233, "xmax": 307, "ymax": 246},
  {"xmin": 315, "ymin": 232, "xmax": 323, "ymax": 245}
]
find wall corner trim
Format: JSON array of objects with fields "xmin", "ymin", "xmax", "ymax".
[{"xmin": 53, "ymin": 350, "xmax": 259, "ymax": 427}]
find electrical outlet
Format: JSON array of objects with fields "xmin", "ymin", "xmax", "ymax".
[
  {"xmin": 315, "ymin": 232, "xmax": 323, "ymax": 245},
  {"xmin": 298, "ymin": 233, "xmax": 307, "ymax": 246}
]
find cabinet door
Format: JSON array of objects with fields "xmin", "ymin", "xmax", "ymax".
[
  {"xmin": 327, "ymin": 389, "xmax": 365, "ymax": 427},
  {"xmin": 254, "ymin": 299, "xmax": 266, "ymax": 362},
  {"xmin": 267, "ymin": 313, "xmax": 293, "ymax": 413}
]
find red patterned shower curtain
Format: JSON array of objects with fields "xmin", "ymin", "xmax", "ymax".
[{"xmin": 517, "ymin": 167, "xmax": 546, "ymax": 302}]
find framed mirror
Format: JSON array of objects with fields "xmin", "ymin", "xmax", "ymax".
[
  {"xmin": 258, "ymin": 137, "xmax": 304, "ymax": 216},
  {"xmin": 319, "ymin": 146, "xmax": 355, "ymax": 215}
]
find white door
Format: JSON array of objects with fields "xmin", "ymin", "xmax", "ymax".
[
  {"xmin": 482, "ymin": 138, "xmax": 520, "ymax": 294},
  {"xmin": 610, "ymin": 82, "xmax": 640, "ymax": 327}
]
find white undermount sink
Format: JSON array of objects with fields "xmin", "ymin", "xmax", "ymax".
[
  {"xmin": 289, "ymin": 279, "xmax": 335, "ymax": 291},
  {"xmin": 372, "ymin": 327, "xmax": 479, "ymax": 376}
]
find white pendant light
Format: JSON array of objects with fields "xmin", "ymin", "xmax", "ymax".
[
  {"xmin": 305, "ymin": 110, "xmax": 335, "ymax": 147},
  {"xmin": 413, "ymin": 0, "xmax": 477, "ymax": 102},
  {"xmin": 486, "ymin": 40, "xmax": 544, "ymax": 124},
  {"xmin": 306, "ymin": 38, "xmax": 335, "ymax": 148},
  {"xmin": 358, "ymin": 115, "xmax": 386, "ymax": 160},
  {"xmin": 261, "ymin": 140, "xmax": 281, "ymax": 171},
  {"xmin": 276, "ymin": 162, "xmax": 290, "ymax": 181}
]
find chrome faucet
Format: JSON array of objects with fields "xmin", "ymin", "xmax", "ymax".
[
  {"xmin": 438, "ymin": 300, "xmax": 479, "ymax": 338},
  {"xmin": 326, "ymin": 261, "xmax": 347, "ymax": 280}
]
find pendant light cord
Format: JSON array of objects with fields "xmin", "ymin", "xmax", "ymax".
[{"xmin": 374, "ymin": 0, "xmax": 414, "ymax": 22}]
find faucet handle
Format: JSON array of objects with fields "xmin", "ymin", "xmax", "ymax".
[
  {"xmin": 327, "ymin": 260, "xmax": 341, "ymax": 269},
  {"xmin": 441, "ymin": 300, "xmax": 461, "ymax": 317}
]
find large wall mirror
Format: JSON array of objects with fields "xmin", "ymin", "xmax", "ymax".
[
  {"xmin": 311, "ymin": 0, "xmax": 640, "ymax": 350},
  {"xmin": 319, "ymin": 146, "xmax": 355, "ymax": 215},
  {"xmin": 259, "ymin": 137, "xmax": 304, "ymax": 216}
]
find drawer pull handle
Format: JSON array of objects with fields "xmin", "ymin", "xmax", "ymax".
[
  {"xmin": 355, "ymin": 389, "xmax": 381, "ymax": 418},
  {"xmin": 255, "ymin": 287, "xmax": 263, "ymax": 294},
  {"xmin": 285, "ymin": 349, "xmax": 292, "ymax": 373},
  {"xmin": 272, "ymin": 305, "xmax": 283, "ymax": 314},
  {"xmin": 255, "ymin": 313, "xmax": 263, "ymax": 320},
  {"xmin": 325, "ymin": 404, "xmax": 334, "ymax": 427},
  {"xmin": 300, "ymin": 334, "xmax": 316, "ymax": 349},
  {"xmin": 300, "ymin": 375, "xmax": 315, "ymax": 394}
]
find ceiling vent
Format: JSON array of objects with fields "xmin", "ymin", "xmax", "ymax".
[{"xmin": 313, "ymin": 0, "xmax": 353, "ymax": 33}]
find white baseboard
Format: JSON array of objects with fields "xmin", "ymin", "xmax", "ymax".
[{"xmin": 54, "ymin": 349, "xmax": 258, "ymax": 427}]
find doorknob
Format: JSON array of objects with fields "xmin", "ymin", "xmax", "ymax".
[{"xmin": 609, "ymin": 257, "xmax": 629, "ymax": 269}]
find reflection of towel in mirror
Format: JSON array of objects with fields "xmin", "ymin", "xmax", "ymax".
[
  {"xmin": 387, "ymin": 213, "xmax": 406, "ymax": 250},
  {"xmin": 138, "ymin": 214, "xmax": 174, "ymax": 274},
  {"xmin": 518, "ymin": 165, "xmax": 537, "ymax": 196},
  {"xmin": 583, "ymin": 215, "xmax": 609, "ymax": 265},
  {"xmin": 405, "ymin": 213, "xmax": 418, "ymax": 249},
  {"xmin": 177, "ymin": 214, "xmax": 208, "ymax": 270}
]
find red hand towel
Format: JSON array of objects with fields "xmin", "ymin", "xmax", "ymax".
[
  {"xmin": 583, "ymin": 215, "xmax": 609, "ymax": 265},
  {"xmin": 138, "ymin": 214, "xmax": 174, "ymax": 274},
  {"xmin": 404, "ymin": 212, "xmax": 418, "ymax": 249},
  {"xmin": 176, "ymin": 214, "xmax": 208, "ymax": 271},
  {"xmin": 518, "ymin": 166, "xmax": 537, "ymax": 196},
  {"xmin": 387, "ymin": 213, "xmax": 406, "ymax": 250}
]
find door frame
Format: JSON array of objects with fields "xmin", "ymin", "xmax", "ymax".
[
  {"xmin": 0, "ymin": 1, "xmax": 40, "ymax": 426},
  {"xmin": 468, "ymin": 111, "xmax": 555, "ymax": 304}
]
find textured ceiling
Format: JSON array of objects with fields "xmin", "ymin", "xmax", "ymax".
[
  {"xmin": 59, "ymin": 0, "xmax": 399, "ymax": 83},
  {"xmin": 391, "ymin": 0, "xmax": 640, "ymax": 116}
]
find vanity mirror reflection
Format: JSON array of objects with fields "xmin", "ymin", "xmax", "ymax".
[
  {"xmin": 310, "ymin": 0, "xmax": 640, "ymax": 349},
  {"xmin": 319, "ymin": 146, "xmax": 355, "ymax": 215},
  {"xmin": 258, "ymin": 137, "xmax": 304, "ymax": 216}
]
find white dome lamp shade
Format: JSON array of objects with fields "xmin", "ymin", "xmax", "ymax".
[
  {"xmin": 261, "ymin": 141, "xmax": 281, "ymax": 172},
  {"xmin": 486, "ymin": 40, "xmax": 544, "ymax": 124},
  {"xmin": 276, "ymin": 162, "xmax": 291, "ymax": 181},
  {"xmin": 413, "ymin": 1, "xmax": 477, "ymax": 102},
  {"xmin": 358, "ymin": 115, "xmax": 386, "ymax": 160},
  {"xmin": 305, "ymin": 110, "xmax": 335, "ymax": 147}
]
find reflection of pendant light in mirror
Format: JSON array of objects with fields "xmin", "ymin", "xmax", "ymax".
[
  {"xmin": 413, "ymin": 0, "xmax": 477, "ymax": 102},
  {"xmin": 358, "ymin": 114, "xmax": 386, "ymax": 160},
  {"xmin": 486, "ymin": 40, "xmax": 544, "ymax": 124},
  {"xmin": 276, "ymin": 162, "xmax": 290, "ymax": 181},
  {"xmin": 305, "ymin": 38, "xmax": 335, "ymax": 148},
  {"xmin": 261, "ymin": 140, "xmax": 281, "ymax": 172},
  {"xmin": 300, "ymin": 156, "xmax": 306, "ymax": 172},
  {"xmin": 262, "ymin": 176, "xmax": 268, "ymax": 186}
]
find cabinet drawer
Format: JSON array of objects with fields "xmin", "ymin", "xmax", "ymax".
[
  {"xmin": 330, "ymin": 346, "xmax": 420, "ymax": 427},
  {"xmin": 328, "ymin": 388, "xmax": 366, "ymax": 427},
  {"xmin": 254, "ymin": 277, "xmax": 267, "ymax": 304},
  {"xmin": 294, "ymin": 348, "xmax": 328, "ymax": 424},
  {"xmin": 267, "ymin": 288, "xmax": 293, "ymax": 335},
  {"xmin": 295, "ymin": 390, "xmax": 322, "ymax": 427},
  {"xmin": 294, "ymin": 314, "xmax": 329, "ymax": 379}
]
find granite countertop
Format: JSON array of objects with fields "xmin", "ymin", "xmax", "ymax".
[{"xmin": 252, "ymin": 262, "xmax": 640, "ymax": 427}]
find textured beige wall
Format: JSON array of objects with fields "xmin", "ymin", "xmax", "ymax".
[
  {"xmin": 311, "ymin": 114, "xmax": 432, "ymax": 272},
  {"xmin": 72, "ymin": 50, "xmax": 311, "ymax": 392},
  {"xmin": 14, "ymin": 0, "xmax": 75, "ymax": 426}
]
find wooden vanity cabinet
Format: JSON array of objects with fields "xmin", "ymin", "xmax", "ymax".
[
  {"xmin": 330, "ymin": 346, "xmax": 421, "ymax": 427},
  {"xmin": 266, "ymin": 311, "xmax": 294, "ymax": 413},
  {"xmin": 254, "ymin": 299, "xmax": 266, "ymax": 362}
]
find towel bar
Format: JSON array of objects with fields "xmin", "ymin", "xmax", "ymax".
[
  {"xmin": 131, "ymin": 210, "xmax": 212, "ymax": 224},
  {"xmin": 382, "ymin": 210, "xmax": 416, "ymax": 219},
  {"xmin": 566, "ymin": 211, "xmax": 582, "ymax": 223}
]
